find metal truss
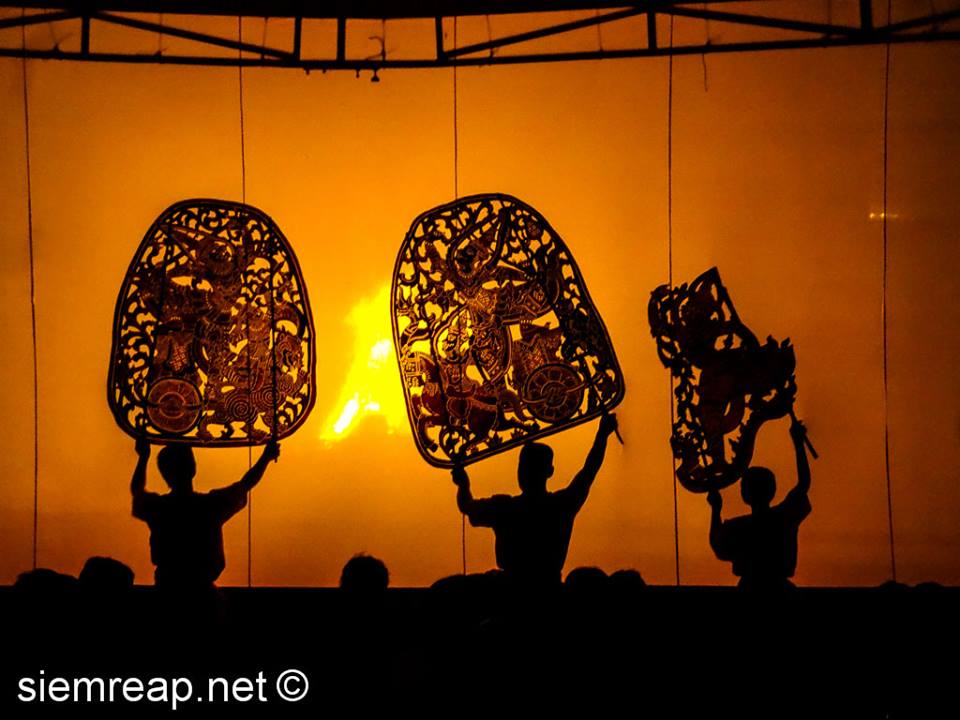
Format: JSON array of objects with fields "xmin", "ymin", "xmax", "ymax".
[{"xmin": 1, "ymin": 1, "xmax": 958, "ymax": 71}]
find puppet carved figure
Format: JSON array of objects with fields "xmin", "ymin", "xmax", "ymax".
[
  {"xmin": 108, "ymin": 199, "xmax": 315, "ymax": 444},
  {"xmin": 648, "ymin": 267, "xmax": 797, "ymax": 492},
  {"xmin": 393, "ymin": 194, "xmax": 624, "ymax": 467}
]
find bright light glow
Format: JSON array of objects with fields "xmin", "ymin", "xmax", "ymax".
[
  {"xmin": 320, "ymin": 286, "xmax": 407, "ymax": 441},
  {"xmin": 332, "ymin": 397, "xmax": 360, "ymax": 434},
  {"xmin": 369, "ymin": 339, "xmax": 391, "ymax": 365}
]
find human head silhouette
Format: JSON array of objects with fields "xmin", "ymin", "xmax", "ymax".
[
  {"xmin": 340, "ymin": 554, "xmax": 389, "ymax": 595},
  {"xmin": 157, "ymin": 445, "xmax": 196, "ymax": 493},
  {"xmin": 518, "ymin": 442, "xmax": 554, "ymax": 494},
  {"xmin": 741, "ymin": 466, "xmax": 776, "ymax": 511},
  {"xmin": 79, "ymin": 556, "xmax": 134, "ymax": 591}
]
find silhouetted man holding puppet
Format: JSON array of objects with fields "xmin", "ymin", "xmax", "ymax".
[
  {"xmin": 131, "ymin": 437, "xmax": 279, "ymax": 590},
  {"xmin": 708, "ymin": 418, "xmax": 812, "ymax": 590},
  {"xmin": 452, "ymin": 414, "xmax": 619, "ymax": 589}
]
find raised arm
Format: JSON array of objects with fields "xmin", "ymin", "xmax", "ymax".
[
  {"xmin": 451, "ymin": 464, "xmax": 499, "ymax": 527},
  {"xmin": 452, "ymin": 464, "xmax": 477, "ymax": 515},
  {"xmin": 790, "ymin": 418, "xmax": 811, "ymax": 495},
  {"xmin": 238, "ymin": 441, "xmax": 281, "ymax": 492},
  {"xmin": 131, "ymin": 436, "xmax": 151, "ymax": 494},
  {"xmin": 564, "ymin": 414, "xmax": 618, "ymax": 510},
  {"xmin": 707, "ymin": 489, "xmax": 730, "ymax": 560},
  {"xmin": 131, "ymin": 437, "xmax": 151, "ymax": 518}
]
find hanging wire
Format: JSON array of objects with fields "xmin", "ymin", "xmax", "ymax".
[
  {"xmin": 265, "ymin": 18, "xmax": 280, "ymax": 443},
  {"xmin": 236, "ymin": 15, "xmax": 254, "ymax": 588},
  {"xmin": 667, "ymin": 15, "xmax": 681, "ymax": 587},
  {"xmin": 667, "ymin": 18, "xmax": 675, "ymax": 293},
  {"xmin": 700, "ymin": 4, "xmax": 710, "ymax": 93},
  {"xmin": 268, "ymin": 249, "xmax": 279, "ymax": 446},
  {"xmin": 881, "ymin": 0, "xmax": 897, "ymax": 582},
  {"xmin": 21, "ymin": 11, "xmax": 40, "ymax": 571},
  {"xmin": 452, "ymin": 17, "xmax": 459, "ymax": 202},
  {"xmin": 452, "ymin": 15, "xmax": 466, "ymax": 575},
  {"xmin": 238, "ymin": 22, "xmax": 247, "ymax": 204}
]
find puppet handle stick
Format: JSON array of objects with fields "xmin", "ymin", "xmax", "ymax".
[
  {"xmin": 789, "ymin": 409, "xmax": 818, "ymax": 460},
  {"xmin": 603, "ymin": 411, "xmax": 624, "ymax": 446},
  {"xmin": 270, "ymin": 427, "xmax": 279, "ymax": 462}
]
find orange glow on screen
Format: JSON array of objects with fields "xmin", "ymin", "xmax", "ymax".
[
  {"xmin": 1, "ymin": 23, "xmax": 959, "ymax": 588},
  {"xmin": 319, "ymin": 285, "xmax": 407, "ymax": 441}
]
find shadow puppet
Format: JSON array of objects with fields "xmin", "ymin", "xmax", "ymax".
[
  {"xmin": 649, "ymin": 267, "xmax": 817, "ymax": 590},
  {"xmin": 451, "ymin": 414, "xmax": 619, "ymax": 593},
  {"xmin": 708, "ymin": 418, "xmax": 812, "ymax": 590},
  {"xmin": 130, "ymin": 437, "xmax": 279, "ymax": 601}
]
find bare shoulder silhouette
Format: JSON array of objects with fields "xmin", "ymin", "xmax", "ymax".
[
  {"xmin": 452, "ymin": 414, "xmax": 619, "ymax": 588},
  {"xmin": 708, "ymin": 418, "xmax": 812, "ymax": 590},
  {"xmin": 130, "ymin": 437, "xmax": 280, "ymax": 590}
]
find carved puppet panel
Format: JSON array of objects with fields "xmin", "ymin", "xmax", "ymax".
[
  {"xmin": 648, "ymin": 267, "xmax": 796, "ymax": 492},
  {"xmin": 393, "ymin": 193, "xmax": 624, "ymax": 467},
  {"xmin": 108, "ymin": 199, "xmax": 315, "ymax": 445}
]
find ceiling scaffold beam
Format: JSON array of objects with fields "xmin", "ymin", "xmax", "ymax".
[{"xmin": 0, "ymin": 1, "xmax": 958, "ymax": 70}]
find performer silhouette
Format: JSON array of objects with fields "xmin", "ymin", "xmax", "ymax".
[
  {"xmin": 452, "ymin": 414, "xmax": 619, "ymax": 588},
  {"xmin": 131, "ymin": 438, "xmax": 279, "ymax": 590},
  {"xmin": 708, "ymin": 418, "xmax": 812, "ymax": 589}
]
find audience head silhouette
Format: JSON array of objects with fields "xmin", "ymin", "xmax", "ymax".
[
  {"xmin": 340, "ymin": 554, "xmax": 389, "ymax": 595},
  {"xmin": 740, "ymin": 466, "xmax": 776, "ymax": 510},
  {"xmin": 79, "ymin": 556, "xmax": 134, "ymax": 591},
  {"xmin": 518, "ymin": 442, "xmax": 554, "ymax": 494},
  {"xmin": 157, "ymin": 444, "xmax": 196, "ymax": 492}
]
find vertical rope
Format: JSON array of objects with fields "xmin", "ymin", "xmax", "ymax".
[
  {"xmin": 881, "ymin": 0, "xmax": 897, "ymax": 582},
  {"xmin": 452, "ymin": 15, "xmax": 466, "ymax": 576},
  {"xmin": 667, "ymin": 20, "xmax": 674, "ymax": 292},
  {"xmin": 667, "ymin": 16, "xmax": 680, "ymax": 587},
  {"xmin": 700, "ymin": 3, "xmax": 710, "ymax": 92},
  {"xmin": 238, "ymin": 21, "xmax": 247, "ymax": 205},
  {"xmin": 452, "ymin": 17, "xmax": 459, "ymax": 202},
  {"xmin": 21, "ymin": 12, "xmax": 39, "ymax": 571},
  {"xmin": 237, "ymin": 15, "xmax": 253, "ymax": 588},
  {"xmin": 268, "ymin": 266, "xmax": 278, "ymax": 443},
  {"xmin": 251, "ymin": 20, "xmax": 278, "ymax": 444}
]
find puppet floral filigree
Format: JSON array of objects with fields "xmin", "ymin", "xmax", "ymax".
[
  {"xmin": 108, "ymin": 199, "xmax": 315, "ymax": 445},
  {"xmin": 648, "ymin": 267, "xmax": 796, "ymax": 492},
  {"xmin": 392, "ymin": 193, "xmax": 624, "ymax": 467}
]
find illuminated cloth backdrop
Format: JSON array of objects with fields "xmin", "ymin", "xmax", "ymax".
[
  {"xmin": 392, "ymin": 193, "xmax": 624, "ymax": 467},
  {"xmin": 108, "ymin": 200, "xmax": 316, "ymax": 445},
  {"xmin": 649, "ymin": 267, "xmax": 797, "ymax": 493}
]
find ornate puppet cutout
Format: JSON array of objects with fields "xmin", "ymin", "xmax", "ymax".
[
  {"xmin": 648, "ymin": 268, "xmax": 796, "ymax": 492},
  {"xmin": 108, "ymin": 200, "xmax": 315, "ymax": 445},
  {"xmin": 392, "ymin": 193, "xmax": 624, "ymax": 467}
]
